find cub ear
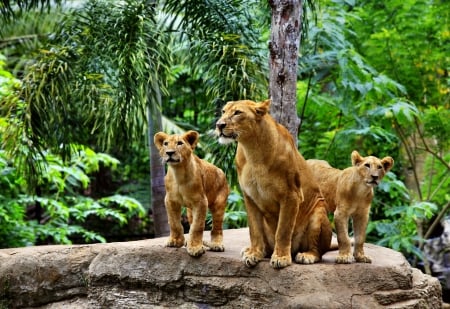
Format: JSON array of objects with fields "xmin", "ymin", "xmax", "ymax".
[
  {"xmin": 381, "ymin": 156, "xmax": 394, "ymax": 172},
  {"xmin": 351, "ymin": 150, "xmax": 364, "ymax": 166},
  {"xmin": 154, "ymin": 132, "xmax": 168, "ymax": 150},
  {"xmin": 255, "ymin": 99, "xmax": 271, "ymax": 117},
  {"xmin": 183, "ymin": 130, "xmax": 200, "ymax": 150}
]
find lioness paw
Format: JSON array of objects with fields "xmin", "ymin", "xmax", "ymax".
[
  {"xmin": 295, "ymin": 252, "xmax": 320, "ymax": 264},
  {"xmin": 241, "ymin": 247, "xmax": 263, "ymax": 268},
  {"xmin": 354, "ymin": 254, "xmax": 372, "ymax": 263},
  {"xmin": 166, "ymin": 237, "xmax": 185, "ymax": 248},
  {"xmin": 270, "ymin": 254, "xmax": 292, "ymax": 269},
  {"xmin": 203, "ymin": 241, "xmax": 225, "ymax": 252},
  {"xmin": 335, "ymin": 254, "xmax": 354, "ymax": 264},
  {"xmin": 186, "ymin": 245, "xmax": 206, "ymax": 257}
]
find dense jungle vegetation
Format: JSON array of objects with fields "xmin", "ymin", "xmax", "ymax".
[{"xmin": 0, "ymin": 0, "xmax": 449, "ymax": 275}]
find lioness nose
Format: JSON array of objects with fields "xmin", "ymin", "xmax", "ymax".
[
  {"xmin": 166, "ymin": 150, "xmax": 175, "ymax": 156},
  {"xmin": 216, "ymin": 121, "xmax": 226, "ymax": 130}
]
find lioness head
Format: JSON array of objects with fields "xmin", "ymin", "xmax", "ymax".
[
  {"xmin": 216, "ymin": 99, "xmax": 271, "ymax": 144},
  {"xmin": 352, "ymin": 150, "xmax": 394, "ymax": 187},
  {"xmin": 154, "ymin": 130, "xmax": 199, "ymax": 165}
]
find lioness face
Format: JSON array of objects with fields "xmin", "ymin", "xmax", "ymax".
[
  {"xmin": 216, "ymin": 99, "xmax": 270, "ymax": 144},
  {"xmin": 154, "ymin": 131, "xmax": 199, "ymax": 165},
  {"xmin": 352, "ymin": 151, "xmax": 394, "ymax": 187}
]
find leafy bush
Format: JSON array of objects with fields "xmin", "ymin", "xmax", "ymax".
[{"xmin": 0, "ymin": 144, "xmax": 146, "ymax": 248}]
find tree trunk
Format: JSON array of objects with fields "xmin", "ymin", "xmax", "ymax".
[
  {"xmin": 148, "ymin": 85, "xmax": 170, "ymax": 237},
  {"xmin": 268, "ymin": 0, "xmax": 302, "ymax": 145}
]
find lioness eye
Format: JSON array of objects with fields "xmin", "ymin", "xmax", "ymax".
[
  {"xmin": 364, "ymin": 163, "xmax": 370, "ymax": 168},
  {"xmin": 233, "ymin": 110, "xmax": 242, "ymax": 116}
]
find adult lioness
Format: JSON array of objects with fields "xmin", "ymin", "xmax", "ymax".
[
  {"xmin": 154, "ymin": 130, "xmax": 229, "ymax": 257},
  {"xmin": 307, "ymin": 151, "xmax": 394, "ymax": 264},
  {"xmin": 216, "ymin": 99, "xmax": 332, "ymax": 268}
]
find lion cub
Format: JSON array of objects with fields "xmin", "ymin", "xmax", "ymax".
[
  {"xmin": 154, "ymin": 130, "xmax": 229, "ymax": 257},
  {"xmin": 307, "ymin": 151, "xmax": 394, "ymax": 264}
]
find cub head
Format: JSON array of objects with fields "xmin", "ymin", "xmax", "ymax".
[
  {"xmin": 351, "ymin": 150, "xmax": 394, "ymax": 187},
  {"xmin": 154, "ymin": 130, "xmax": 199, "ymax": 165},
  {"xmin": 215, "ymin": 99, "xmax": 270, "ymax": 144}
]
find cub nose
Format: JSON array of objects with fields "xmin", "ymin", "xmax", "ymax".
[
  {"xmin": 216, "ymin": 121, "xmax": 226, "ymax": 130},
  {"xmin": 371, "ymin": 175, "xmax": 379, "ymax": 181},
  {"xmin": 166, "ymin": 150, "xmax": 175, "ymax": 156}
]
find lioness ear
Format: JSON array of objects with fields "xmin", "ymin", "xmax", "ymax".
[
  {"xmin": 154, "ymin": 132, "xmax": 168, "ymax": 150},
  {"xmin": 381, "ymin": 156, "xmax": 394, "ymax": 172},
  {"xmin": 183, "ymin": 130, "xmax": 200, "ymax": 149},
  {"xmin": 255, "ymin": 99, "xmax": 271, "ymax": 117},
  {"xmin": 351, "ymin": 150, "xmax": 364, "ymax": 166}
]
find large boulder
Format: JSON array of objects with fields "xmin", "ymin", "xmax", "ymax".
[{"xmin": 0, "ymin": 228, "xmax": 442, "ymax": 308}]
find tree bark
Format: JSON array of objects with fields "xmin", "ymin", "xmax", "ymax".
[
  {"xmin": 268, "ymin": 0, "xmax": 302, "ymax": 145},
  {"xmin": 148, "ymin": 85, "xmax": 170, "ymax": 237}
]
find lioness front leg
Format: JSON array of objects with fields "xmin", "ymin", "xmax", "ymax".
[
  {"xmin": 241, "ymin": 195, "xmax": 266, "ymax": 267},
  {"xmin": 186, "ymin": 201, "xmax": 207, "ymax": 257},
  {"xmin": 165, "ymin": 200, "xmax": 185, "ymax": 248},
  {"xmin": 352, "ymin": 212, "xmax": 371, "ymax": 263},
  {"xmin": 271, "ymin": 197, "xmax": 300, "ymax": 268},
  {"xmin": 334, "ymin": 209, "xmax": 354, "ymax": 264}
]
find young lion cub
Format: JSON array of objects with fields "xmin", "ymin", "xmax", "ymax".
[
  {"xmin": 154, "ymin": 130, "xmax": 229, "ymax": 257},
  {"xmin": 307, "ymin": 151, "xmax": 394, "ymax": 264}
]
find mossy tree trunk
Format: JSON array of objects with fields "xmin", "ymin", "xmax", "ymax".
[{"xmin": 268, "ymin": 0, "xmax": 302, "ymax": 146}]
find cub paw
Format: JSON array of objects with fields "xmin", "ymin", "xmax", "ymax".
[
  {"xmin": 295, "ymin": 252, "xmax": 320, "ymax": 264},
  {"xmin": 203, "ymin": 241, "xmax": 225, "ymax": 252},
  {"xmin": 186, "ymin": 244, "xmax": 206, "ymax": 257},
  {"xmin": 240, "ymin": 247, "xmax": 263, "ymax": 268},
  {"xmin": 270, "ymin": 254, "xmax": 292, "ymax": 269},
  {"xmin": 354, "ymin": 254, "xmax": 372, "ymax": 263},
  {"xmin": 166, "ymin": 237, "xmax": 185, "ymax": 248},
  {"xmin": 335, "ymin": 253, "xmax": 354, "ymax": 264}
]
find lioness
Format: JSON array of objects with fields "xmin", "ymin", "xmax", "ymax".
[
  {"xmin": 154, "ymin": 130, "xmax": 229, "ymax": 257},
  {"xmin": 307, "ymin": 151, "xmax": 394, "ymax": 263},
  {"xmin": 216, "ymin": 99, "xmax": 332, "ymax": 269}
]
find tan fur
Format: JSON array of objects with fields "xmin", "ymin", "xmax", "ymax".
[
  {"xmin": 216, "ymin": 99, "xmax": 332, "ymax": 269},
  {"xmin": 307, "ymin": 151, "xmax": 394, "ymax": 263},
  {"xmin": 154, "ymin": 130, "xmax": 229, "ymax": 257}
]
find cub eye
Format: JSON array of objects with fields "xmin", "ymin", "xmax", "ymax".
[
  {"xmin": 177, "ymin": 141, "xmax": 184, "ymax": 146},
  {"xmin": 163, "ymin": 141, "xmax": 168, "ymax": 146},
  {"xmin": 377, "ymin": 165, "xmax": 383, "ymax": 169},
  {"xmin": 364, "ymin": 163, "xmax": 370, "ymax": 168}
]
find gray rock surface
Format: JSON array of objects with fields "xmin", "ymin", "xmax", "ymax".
[{"xmin": 0, "ymin": 228, "xmax": 442, "ymax": 308}]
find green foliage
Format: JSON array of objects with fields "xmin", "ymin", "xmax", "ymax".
[
  {"xmin": 374, "ymin": 201, "xmax": 437, "ymax": 259},
  {"xmin": 223, "ymin": 188, "xmax": 247, "ymax": 229},
  {"xmin": 0, "ymin": 140, "xmax": 146, "ymax": 248},
  {"xmin": 298, "ymin": 0, "xmax": 449, "ymax": 267},
  {"xmin": 0, "ymin": 146, "xmax": 146, "ymax": 247},
  {"xmin": 205, "ymin": 187, "xmax": 247, "ymax": 230}
]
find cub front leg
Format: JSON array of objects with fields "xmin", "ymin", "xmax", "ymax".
[
  {"xmin": 165, "ymin": 198, "xmax": 185, "ymax": 248},
  {"xmin": 352, "ymin": 211, "xmax": 372, "ymax": 263},
  {"xmin": 186, "ymin": 199, "xmax": 208, "ymax": 257},
  {"xmin": 241, "ymin": 194, "xmax": 266, "ymax": 267},
  {"xmin": 334, "ymin": 208, "xmax": 354, "ymax": 264}
]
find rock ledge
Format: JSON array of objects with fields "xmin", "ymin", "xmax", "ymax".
[{"xmin": 0, "ymin": 228, "xmax": 442, "ymax": 308}]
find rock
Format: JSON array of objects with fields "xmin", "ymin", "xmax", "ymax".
[{"xmin": 0, "ymin": 228, "xmax": 442, "ymax": 308}]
